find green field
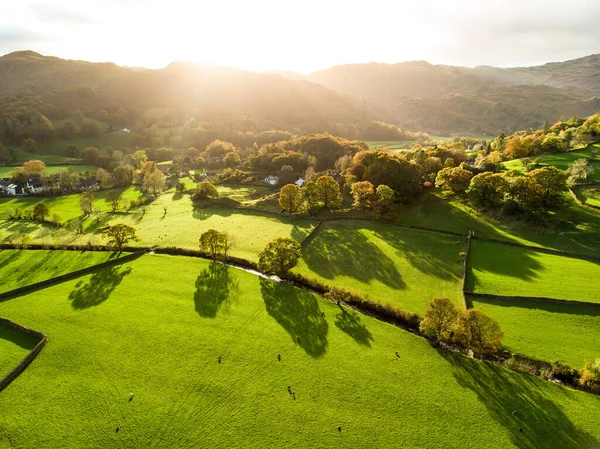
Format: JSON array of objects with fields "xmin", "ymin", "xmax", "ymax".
[
  {"xmin": 0, "ymin": 249, "xmax": 124, "ymax": 294},
  {"xmin": 0, "ymin": 323, "xmax": 39, "ymax": 378},
  {"xmin": 0, "ymin": 187, "xmax": 143, "ymax": 222},
  {"xmin": 468, "ymin": 240, "xmax": 600, "ymax": 303},
  {"xmin": 6, "ymin": 148, "xmax": 83, "ymax": 165},
  {"xmin": 472, "ymin": 296, "xmax": 600, "ymax": 368},
  {"xmin": 295, "ymin": 220, "xmax": 464, "ymax": 314},
  {"xmin": 573, "ymin": 185, "xmax": 600, "ymax": 208},
  {"xmin": 1, "ymin": 253, "xmax": 599, "ymax": 448},
  {"xmin": 0, "ymin": 164, "xmax": 98, "ymax": 177},
  {"xmin": 503, "ymin": 143, "xmax": 600, "ymax": 182}
]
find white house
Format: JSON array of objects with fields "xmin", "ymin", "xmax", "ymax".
[
  {"xmin": 264, "ymin": 175, "xmax": 279, "ymax": 186},
  {"xmin": 26, "ymin": 176, "xmax": 44, "ymax": 194},
  {"xmin": 122, "ymin": 128, "xmax": 131, "ymax": 133},
  {"xmin": 295, "ymin": 178, "xmax": 305, "ymax": 187},
  {"xmin": 6, "ymin": 184, "xmax": 24, "ymax": 195}
]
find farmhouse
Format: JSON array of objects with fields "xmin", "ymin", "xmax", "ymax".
[
  {"xmin": 79, "ymin": 178, "xmax": 99, "ymax": 190},
  {"xmin": 264, "ymin": 175, "xmax": 279, "ymax": 185},
  {"xmin": 26, "ymin": 175, "xmax": 44, "ymax": 194},
  {"xmin": 295, "ymin": 177, "xmax": 305, "ymax": 187}
]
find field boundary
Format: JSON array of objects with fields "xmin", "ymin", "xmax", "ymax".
[
  {"xmin": 0, "ymin": 248, "xmax": 145, "ymax": 301},
  {"xmin": 569, "ymin": 187, "xmax": 600, "ymax": 211},
  {"xmin": 467, "ymin": 291, "xmax": 600, "ymax": 309},
  {"xmin": 301, "ymin": 220, "xmax": 324, "ymax": 249},
  {"xmin": 461, "ymin": 235, "xmax": 472, "ymax": 309},
  {"xmin": 0, "ymin": 317, "xmax": 46, "ymax": 393}
]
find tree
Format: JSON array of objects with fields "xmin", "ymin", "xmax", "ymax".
[
  {"xmin": 567, "ymin": 158, "xmax": 595, "ymax": 184},
  {"xmin": 541, "ymin": 134, "xmax": 564, "ymax": 153},
  {"xmin": 80, "ymin": 191, "xmax": 95, "ymax": 217},
  {"xmin": 204, "ymin": 140, "xmax": 235, "ymax": 161},
  {"xmin": 467, "ymin": 172, "xmax": 508, "ymax": 209},
  {"xmin": 192, "ymin": 181, "xmax": 219, "ymax": 200},
  {"xmin": 82, "ymin": 147, "xmax": 100, "ymax": 164},
  {"xmin": 316, "ymin": 175, "xmax": 342, "ymax": 210},
  {"xmin": 80, "ymin": 121, "xmax": 99, "ymax": 137},
  {"xmin": 579, "ymin": 358, "xmax": 600, "ymax": 391},
  {"xmin": 196, "ymin": 156, "xmax": 206, "ymax": 167},
  {"xmin": 114, "ymin": 165, "xmax": 134, "ymax": 187},
  {"xmin": 143, "ymin": 170, "xmax": 166, "ymax": 197},
  {"xmin": 279, "ymin": 184, "xmax": 302, "ymax": 214},
  {"xmin": 132, "ymin": 150, "xmax": 148, "ymax": 168},
  {"xmin": 351, "ymin": 181, "xmax": 375, "ymax": 211},
  {"xmin": 375, "ymin": 184, "xmax": 395, "ymax": 218},
  {"xmin": 453, "ymin": 309, "xmax": 503, "ymax": 355},
  {"xmin": 23, "ymin": 160, "xmax": 46, "ymax": 176},
  {"xmin": 528, "ymin": 166, "xmax": 567, "ymax": 207},
  {"xmin": 435, "ymin": 166, "xmax": 473, "ymax": 193},
  {"xmin": 258, "ymin": 238, "xmax": 302, "ymax": 276},
  {"xmin": 278, "ymin": 165, "xmax": 297, "ymax": 185},
  {"xmin": 300, "ymin": 181, "xmax": 321, "ymax": 214},
  {"xmin": 96, "ymin": 167, "xmax": 112, "ymax": 186},
  {"xmin": 420, "ymin": 297, "xmax": 460, "ymax": 342},
  {"xmin": 224, "ymin": 152, "xmax": 241, "ymax": 168},
  {"xmin": 32, "ymin": 202, "xmax": 50, "ymax": 221},
  {"xmin": 22, "ymin": 138, "xmax": 38, "ymax": 152},
  {"xmin": 106, "ymin": 190, "xmax": 123, "ymax": 212},
  {"xmin": 199, "ymin": 229, "xmax": 232, "ymax": 260},
  {"xmin": 103, "ymin": 224, "xmax": 140, "ymax": 251}
]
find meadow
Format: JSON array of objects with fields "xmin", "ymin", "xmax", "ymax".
[
  {"xmin": 1, "ymin": 253, "xmax": 599, "ymax": 448},
  {"xmin": 0, "ymin": 322, "xmax": 38, "ymax": 379},
  {"xmin": 295, "ymin": 220, "xmax": 464, "ymax": 314},
  {"xmin": 467, "ymin": 240, "xmax": 600, "ymax": 303},
  {"xmin": 503, "ymin": 143, "xmax": 600, "ymax": 181},
  {"xmin": 0, "ymin": 164, "xmax": 98, "ymax": 177},
  {"xmin": 471, "ymin": 296, "xmax": 600, "ymax": 368},
  {"xmin": 572, "ymin": 185, "xmax": 600, "ymax": 208},
  {"xmin": 0, "ymin": 249, "xmax": 124, "ymax": 294}
]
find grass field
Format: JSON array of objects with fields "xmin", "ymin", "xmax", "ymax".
[
  {"xmin": 572, "ymin": 185, "xmax": 600, "ymax": 208},
  {"xmin": 471, "ymin": 296, "xmax": 600, "ymax": 368},
  {"xmin": 0, "ymin": 253, "xmax": 599, "ymax": 448},
  {"xmin": 7, "ymin": 148, "xmax": 83, "ymax": 165},
  {"xmin": 503, "ymin": 143, "xmax": 600, "ymax": 182},
  {"xmin": 295, "ymin": 220, "xmax": 464, "ymax": 314},
  {"xmin": 0, "ymin": 322, "xmax": 39, "ymax": 379},
  {"xmin": 0, "ymin": 187, "xmax": 143, "ymax": 222},
  {"xmin": 0, "ymin": 249, "xmax": 124, "ymax": 294},
  {"xmin": 467, "ymin": 240, "xmax": 600, "ymax": 303},
  {"xmin": 0, "ymin": 165, "xmax": 98, "ymax": 177}
]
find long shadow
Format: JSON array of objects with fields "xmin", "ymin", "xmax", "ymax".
[
  {"xmin": 376, "ymin": 228, "xmax": 462, "ymax": 281},
  {"xmin": 438, "ymin": 350, "xmax": 599, "ymax": 448},
  {"xmin": 194, "ymin": 261, "xmax": 231, "ymax": 318},
  {"xmin": 469, "ymin": 294, "xmax": 600, "ymax": 318},
  {"xmin": 172, "ymin": 192, "xmax": 183, "ymax": 201},
  {"xmin": 260, "ymin": 277, "xmax": 328, "ymax": 357},
  {"xmin": 302, "ymin": 223, "xmax": 406, "ymax": 289},
  {"xmin": 291, "ymin": 224, "xmax": 311, "ymax": 243},
  {"xmin": 69, "ymin": 265, "xmax": 132, "ymax": 309},
  {"xmin": 0, "ymin": 322, "xmax": 39, "ymax": 351},
  {"xmin": 335, "ymin": 308, "xmax": 373, "ymax": 347}
]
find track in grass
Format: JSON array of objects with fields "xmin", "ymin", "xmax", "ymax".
[
  {"xmin": 0, "ymin": 253, "xmax": 599, "ymax": 448},
  {"xmin": 295, "ymin": 220, "xmax": 465, "ymax": 314}
]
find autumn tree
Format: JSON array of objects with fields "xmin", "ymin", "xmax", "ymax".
[
  {"xmin": 82, "ymin": 147, "xmax": 100, "ymax": 164},
  {"xmin": 106, "ymin": 190, "xmax": 123, "ymax": 212},
  {"xmin": 32, "ymin": 202, "xmax": 50, "ymax": 221},
  {"xmin": 374, "ymin": 184, "xmax": 395, "ymax": 218},
  {"xmin": 453, "ymin": 309, "xmax": 503, "ymax": 356},
  {"xmin": 199, "ymin": 229, "xmax": 232, "ymax": 260},
  {"xmin": 192, "ymin": 181, "xmax": 219, "ymax": 201},
  {"xmin": 224, "ymin": 152, "xmax": 241, "ymax": 168},
  {"xmin": 279, "ymin": 184, "xmax": 302, "ymax": 214},
  {"xmin": 316, "ymin": 175, "xmax": 342, "ymax": 210},
  {"xmin": 435, "ymin": 165, "xmax": 474, "ymax": 193},
  {"xmin": 528, "ymin": 166, "xmax": 567, "ymax": 207},
  {"xmin": 351, "ymin": 181, "xmax": 376, "ymax": 212},
  {"xmin": 23, "ymin": 160, "xmax": 47, "ymax": 176},
  {"xmin": 300, "ymin": 181, "xmax": 321, "ymax": 214},
  {"xmin": 467, "ymin": 172, "xmax": 508, "ymax": 209},
  {"xmin": 420, "ymin": 297, "xmax": 460, "ymax": 342},
  {"xmin": 143, "ymin": 170, "xmax": 166, "ymax": 197},
  {"xmin": 567, "ymin": 159, "xmax": 595, "ymax": 184},
  {"xmin": 102, "ymin": 223, "xmax": 140, "ymax": 252},
  {"xmin": 80, "ymin": 191, "xmax": 95, "ymax": 217},
  {"xmin": 258, "ymin": 238, "xmax": 302, "ymax": 276}
]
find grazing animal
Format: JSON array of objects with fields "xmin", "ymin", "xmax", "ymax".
[
  {"xmin": 277, "ymin": 354, "xmax": 281, "ymax": 361},
  {"xmin": 338, "ymin": 426, "xmax": 342, "ymax": 432},
  {"xmin": 129, "ymin": 393, "xmax": 134, "ymax": 402},
  {"xmin": 218, "ymin": 356, "xmax": 222, "ymax": 364},
  {"xmin": 395, "ymin": 352, "xmax": 400, "ymax": 358},
  {"xmin": 287, "ymin": 386, "xmax": 292, "ymax": 394},
  {"xmin": 116, "ymin": 428, "xmax": 119, "ymax": 433}
]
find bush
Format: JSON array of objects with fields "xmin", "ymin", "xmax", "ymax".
[{"xmin": 550, "ymin": 360, "xmax": 579, "ymax": 384}]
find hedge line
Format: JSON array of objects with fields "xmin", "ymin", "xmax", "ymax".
[
  {"xmin": 467, "ymin": 292, "xmax": 600, "ymax": 309},
  {"xmin": 0, "ymin": 318, "xmax": 46, "ymax": 393}
]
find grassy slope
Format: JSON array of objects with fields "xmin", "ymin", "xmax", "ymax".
[
  {"xmin": 0, "ymin": 249, "xmax": 124, "ymax": 294},
  {"xmin": 295, "ymin": 220, "xmax": 464, "ymax": 314},
  {"xmin": 0, "ymin": 165, "xmax": 98, "ymax": 177},
  {"xmin": 472, "ymin": 296, "xmax": 600, "ymax": 368},
  {"xmin": 0, "ymin": 323, "xmax": 39, "ymax": 378},
  {"xmin": 573, "ymin": 185, "xmax": 600, "ymax": 208},
  {"xmin": 468, "ymin": 240, "xmax": 600, "ymax": 303},
  {"xmin": 0, "ymin": 254, "xmax": 599, "ymax": 448},
  {"xmin": 0, "ymin": 187, "xmax": 143, "ymax": 222},
  {"xmin": 503, "ymin": 143, "xmax": 600, "ymax": 182}
]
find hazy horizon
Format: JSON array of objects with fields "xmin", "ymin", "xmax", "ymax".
[{"xmin": 1, "ymin": 0, "xmax": 600, "ymax": 74}]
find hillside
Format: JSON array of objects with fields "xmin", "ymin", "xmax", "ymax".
[
  {"xmin": 0, "ymin": 51, "xmax": 385, "ymax": 127},
  {"xmin": 307, "ymin": 55, "xmax": 600, "ymax": 135}
]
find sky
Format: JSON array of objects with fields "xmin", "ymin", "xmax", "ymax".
[{"xmin": 1, "ymin": 0, "xmax": 599, "ymax": 74}]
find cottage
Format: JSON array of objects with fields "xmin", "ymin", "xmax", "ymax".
[
  {"xmin": 295, "ymin": 178, "xmax": 305, "ymax": 187},
  {"xmin": 79, "ymin": 178, "xmax": 99, "ymax": 190},
  {"xmin": 0, "ymin": 178, "xmax": 10, "ymax": 193},
  {"xmin": 26, "ymin": 175, "xmax": 44, "ymax": 194},
  {"xmin": 264, "ymin": 175, "xmax": 279, "ymax": 186},
  {"xmin": 6, "ymin": 184, "xmax": 24, "ymax": 195}
]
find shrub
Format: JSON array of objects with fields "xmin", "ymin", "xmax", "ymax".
[{"xmin": 550, "ymin": 360, "xmax": 579, "ymax": 384}]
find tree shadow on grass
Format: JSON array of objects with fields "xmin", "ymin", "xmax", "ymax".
[
  {"xmin": 69, "ymin": 265, "xmax": 132, "ymax": 309},
  {"xmin": 470, "ymin": 294, "xmax": 600, "ymax": 317},
  {"xmin": 0, "ymin": 323, "xmax": 39, "ymax": 350},
  {"xmin": 291, "ymin": 224, "xmax": 312, "ymax": 243},
  {"xmin": 335, "ymin": 307, "xmax": 373, "ymax": 347},
  {"xmin": 376, "ymin": 228, "xmax": 463, "ymax": 281},
  {"xmin": 172, "ymin": 192, "xmax": 183, "ymax": 201},
  {"xmin": 302, "ymin": 225, "xmax": 406, "ymax": 290},
  {"xmin": 194, "ymin": 261, "xmax": 232, "ymax": 318},
  {"xmin": 260, "ymin": 277, "xmax": 328, "ymax": 357},
  {"xmin": 438, "ymin": 350, "xmax": 599, "ymax": 448}
]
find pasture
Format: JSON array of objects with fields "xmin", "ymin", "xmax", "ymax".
[
  {"xmin": 295, "ymin": 220, "xmax": 464, "ymax": 314},
  {"xmin": 0, "ymin": 323, "xmax": 39, "ymax": 378},
  {"xmin": 0, "ymin": 253, "xmax": 599, "ymax": 448},
  {"xmin": 471, "ymin": 296, "xmax": 600, "ymax": 368},
  {"xmin": 0, "ymin": 164, "xmax": 98, "ymax": 177},
  {"xmin": 467, "ymin": 240, "xmax": 600, "ymax": 303},
  {"xmin": 503, "ymin": 143, "xmax": 600, "ymax": 181},
  {"xmin": 573, "ymin": 185, "xmax": 600, "ymax": 208}
]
